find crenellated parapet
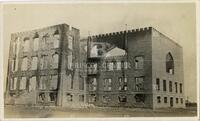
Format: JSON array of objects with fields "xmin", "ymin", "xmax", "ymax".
[{"xmin": 89, "ymin": 27, "xmax": 152, "ymax": 39}]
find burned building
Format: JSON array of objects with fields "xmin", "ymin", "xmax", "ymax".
[
  {"xmin": 5, "ymin": 24, "xmax": 184, "ymax": 109},
  {"xmin": 5, "ymin": 24, "xmax": 85, "ymax": 107},
  {"xmin": 86, "ymin": 27, "xmax": 185, "ymax": 109}
]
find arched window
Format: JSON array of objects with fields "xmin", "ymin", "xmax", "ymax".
[{"xmin": 166, "ymin": 52, "xmax": 174, "ymax": 74}]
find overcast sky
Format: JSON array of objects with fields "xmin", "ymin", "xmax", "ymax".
[{"xmin": 3, "ymin": 3, "xmax": 196, "ymax": 102}]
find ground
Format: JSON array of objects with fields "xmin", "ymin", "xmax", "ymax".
[{"xmin": 4, "ymin": 105, "xmax": 197, "ymax": 118}]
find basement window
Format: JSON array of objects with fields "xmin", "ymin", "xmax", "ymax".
[
  {"xmin": 38, "ymin": 92, "xmax": 45, "ymax": 102},
  {"xmin": 135, "ymin": 94, "xmax": 145, "ymax": 103},
  {"xmin": 49, "ymin": 92, "xmax": 57, "ymax": 102},
  {"xmin": 118, "ymin": 95, "xmax": 127, "ymax": 103}
]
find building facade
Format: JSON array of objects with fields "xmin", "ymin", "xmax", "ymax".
[
  {"xmin": 5, "ymin": 24, "xmax": 184, "ymax": 109},
  {"xmin": 86, "ymin": 27, "xmax": 185, "ymax": 109},
  {"xmin": 5, "ymin": 24, "xmax": 86, "ymax": 107}
]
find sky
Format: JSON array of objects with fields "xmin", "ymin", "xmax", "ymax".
[{"xmin": 3, "ymin": 3, "xmax": 197, "ymax": 102}]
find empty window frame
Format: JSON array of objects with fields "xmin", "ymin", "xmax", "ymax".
[
  {"xmin": 31, "ymin": 56, "xmax": 38, "ymax": 70},
  {"xmin": 49, "ymin": 75, "xmax": 58, "ymax": 90},
  {"xmin": 103, "ymin": 95, "xmax": 110, "ymax": 103},
  {"xmin": 19, "ymin": 77, "xmax": 27, "ymax": 90},
  {"xmin": 10, "ymin": 77, "xmax": 17, "ymax": 90},
  {"xmin": 68, "ymin": 35, "xmax": 73, "ymax": 50},
  {"xmin": 39, "ymin": 76, "xmax": 47, "ymax": 90},
  {"xmin": 29, "ymin": 76, "xmax": 36, "ymax": 92},
  {"xmin": 156, "ymin": 78, "xmax": 160, "ymax": 91},
  {"xmin": 89, "ymin": 77, "xmax": 97, "ymax": 91},
  {"xmin": 103, "ymin": 78, "xmax": 112, "ymax": 91},
  {"xmin": 53, "ymin": 34, "xmax": 60, "ymax": 48},
  {"xmin": 169, "ymin": 81, "xmax": 172, "ymax": 92},
  {"xmin": 23, "ymin": 38, "xmax": 30, "ymax": 52},
  {"xmin": 135, "ymin": 77, "xmax": 144, "ymax": 91},
  {"xmin": 21, "ymin": 57, "xmax": 28, "ymax": 71},
  {"xmin": 41, "ymin": 55, "xmax": 48, "ymax": 69},
  {"xmin": 118, "ymin": 95, "xmax": 127, "ymax": 103},
  {"xmin": 52, "ymin": 53, "xmax": 59, "ymax": 69},
  {"xmin": 166, "ymin": 53, "xmax": 174, "ymax": 74},
  {"xmin": 134, "ymin": 56, "xmax": 144, "ymax": 69},
  {"xmin": 135, "ymin": 94, "xmax": 145, "ymax": 103},
  {"xmin": 33, "ymin": 37, "xmax": 39, "ymax": 51},
  {"xmin": 119, "ymin": 77, "xmax": 128, "ymax": 91}
]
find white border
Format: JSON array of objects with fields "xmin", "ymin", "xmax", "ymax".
[{"xmin": 0, "ymin": 0, "xmax": 199, "ymax": 121}]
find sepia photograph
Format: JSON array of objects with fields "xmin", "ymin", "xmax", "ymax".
[{"xmin": 1, "ymin": 0, "xmax": 198, "ymax": 119}]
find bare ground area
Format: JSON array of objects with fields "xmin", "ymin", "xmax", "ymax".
[{"xmin": 4, "ymin": 105, "xmax": 197, "ymax": 118}]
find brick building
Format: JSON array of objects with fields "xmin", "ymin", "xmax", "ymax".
[
  {"xmin": 5, "ymin": 24, "xmax": 85, "ymax": 107},
  {"xmin": 86, "ymin": 27, "xmax": 185, "ymax": 109},
  {"xmin": 5, "ymin": 24, "xmax": 184, "ymax": 109}
]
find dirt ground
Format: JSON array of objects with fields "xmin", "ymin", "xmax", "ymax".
[{"xmin": 4, "ymin": 105, "xmax": 197, "ymax": 118}]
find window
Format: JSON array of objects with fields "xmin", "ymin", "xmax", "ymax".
[
  {"xmin": 12, "ymin": 40, "xmax": 16, "ymax": 55},
  {"xmin": 181, "ymin": 98, "xmax": 183, "ymax": 104},
  {"xmin": 10, "ymin": 77, "xmax": 17, "ymax": 90},
  {"xmin": 12, "ymin": 58, "xmax": 18, "ymax": 72},
  {"xmin": 66, "ymin": 93, "xmax": 73, "ymax": 102},
  {"xmin": 135, "ymin": 56, "xmax": 144, "ymax": 69},
  {"xmin": 157, "ymin": 96, "xmax": 161, "ymax": 103},
  {"xmin": 180, "ymin": 83, "xmax": 183, "ymax": 93},
  {"xmin": 41, "ymin": 55, "xmax": 48, "ymax": 69},
  {"xmin": 49, "ymin": 92, "xmax": 57, "ymax": 102},
  {"xmin": 103, "ymin": 78, "xmax": 112, "ymax": 91},
  {"xmin": 42, "ymin": 34, "xmax": 50, "ymax": 48},
  {"xmin": 176, "ymin": 98, "xmax": 179, "ymax": 104},
  {"xmin": 38, "ymin": 92, "xmax": 45, "ymax": 102},
  {"xmin": 166, "ymin": 53, "xmax": 174, "ymax": 74},
  {"xmin": 23, "ymin": 38, "xmax": 30, "ymax": 52},
  {"xmin": 19, "ymin": 77, "xmax": 27, "ymax": 90},
  {"xmin": 169, "ymin": 81, "xmax": 172, "ymax": 92},
  {"xmin": 156, "ymin": 78, "xmax": 160, "ymax": 91},
  {"xmin": 135, "ymin": 94, "xmax": 145, "ymax": 103},
  {"xmin": 116, "ymin": 61, "xmax": 121, "ymax": 70},
  {"xmin": 175, "ymin": 82, "xmax": 178, "ymax": 93},
  {"xmin": 33, "ymin": 37, "xmax": 39, "ymax": 51},
  {"xmin": 89, "ymin": 78, "xmax": 97, "ymax": 91},
  {"xmin": 119, "ymin": 77, "xmax": 128, "ymax": 91},
  {"xmin": 89, "ymin": 94, "xmax": 96, "ymax": 102},
  {"xmin": 52, "ymin": 53, "xmax": 59, "ymax": 68},
  {"xmin": 79, "ymin": 95, "xmax": 84, "ymax": 102},
  {"xmin": 68, "ymin": 52, "xmax": 73, "ymax": 69},
  {"xmin": 118, "ymin": 95, "xmax": 127, "ymax": 103},
  {"xmin": 108, "ymin": 62, "xmax": 113, "ymax": 71},
  {"xmin": 103, "ymin": 95, "xmax": 110, "ymax": 103},
  {"xmin": 14, "ymin": 37, "xmax": 20, "ymax": 56},
  {"xmin": 31, "ymin": 56, "xmax": 38, "ymax": 70},
  {"xmin": 53, "ymin": 34, "xmax": 60, "ymax": 48},
  {"xmin": 49, "ymin": 75, "xmax": 58, "ymax": 90},
  {"xmin": 135, "ymin": 77, "xmax": 144, "ymax": 91},
  {"xmin": 163, "ymin": 80, "xmax": 167, "ymax": 91},
  {"xmin": 113, "ymin": 61, "xmax": 117, "ymax": 70},
  {"xmin": 79, "ymin": 77, "xmax": 84, "ymax": 90},
  {"xmin": 21, "ymin": 57, "xmax": 28, "ymax": 71},
  {"xmin": 164, "ymin": 97, "xmax": 167, "ymax": 103},
  {"xmin": 68, "ymin": 35, "xmax": 73, "ymax": 50},
  {"xmin": 39, "ymin": 76, "xmax": 47, "ymax": 90},
  {"xmin": 29, "ymin": 76, "xmax": 36, "ymax": 92}
]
